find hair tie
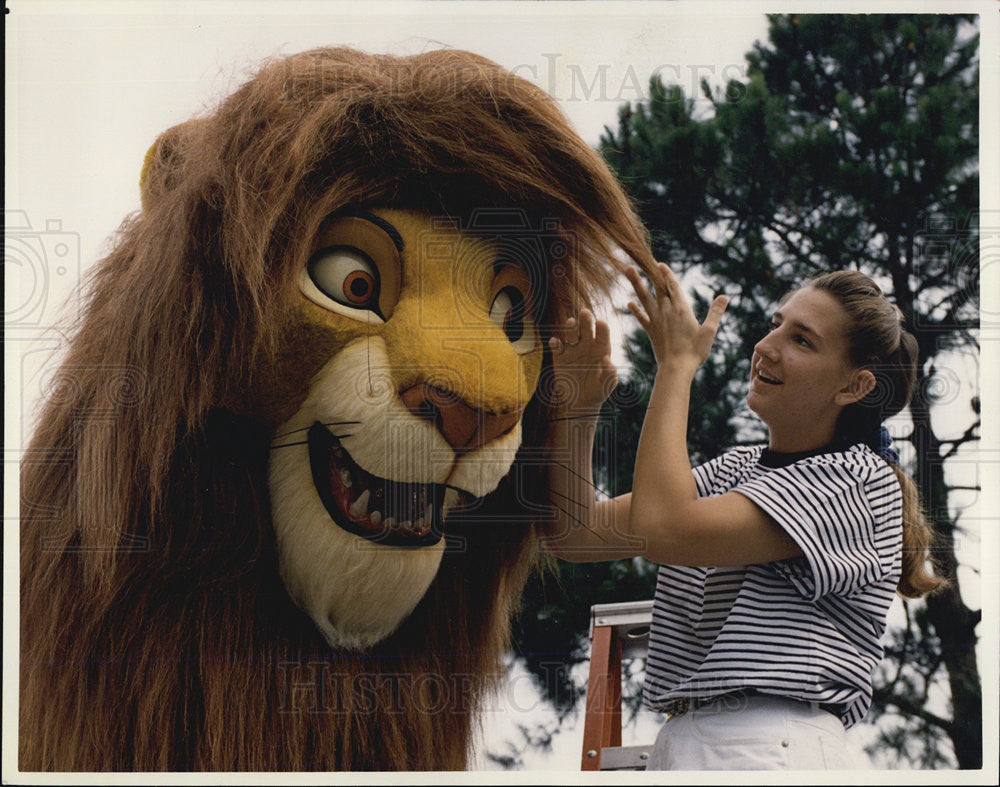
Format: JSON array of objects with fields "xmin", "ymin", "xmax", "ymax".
[{"xmin": 872, "ymin": 425, "xmax": 899, "ymax": 465}]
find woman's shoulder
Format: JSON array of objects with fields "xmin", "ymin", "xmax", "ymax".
[
  {"xmin": 794, "ymin": 442, "xmax": 892, "ymax": 472},
  {"xmin": 704, "ymin": 445, "xmax": 766, "ymax": 475},
  {"xmin": 695, "ymin": 445, "xmax": 765, "ymax": 470},
  {"xmin": 720, "ymin": 444, "xmax": 767, "ymax": 464},
  {"xmin": 692, "ymin": 445, "xmax": 765, "ymax": 494},
  {"xmin": 783, "ymin": 443, "xmax": 899, "ymax": 495}
]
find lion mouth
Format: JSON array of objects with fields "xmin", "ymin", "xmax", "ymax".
[{"xmin": 307, "ymin": 421, "xmax": 462, "ymax": 548}]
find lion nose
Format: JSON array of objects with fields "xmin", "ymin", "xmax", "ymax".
[{"xmin": 400, "ymin": 383, "xmax": 523, "ymax": 452}]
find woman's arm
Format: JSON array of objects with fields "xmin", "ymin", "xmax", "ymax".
[
  {"xmin": 626, "ymin": 265, "xmax": 803, "ymax": 567},
  {"xmin": 541, "ymin": 309, "xmax": 640, "ymax": 562}
]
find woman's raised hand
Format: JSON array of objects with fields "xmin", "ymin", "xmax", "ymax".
[
  {"xmin": 625, "ymin": 263, "xmax": 728, "ymax": 374},
  {"xmin": 548, "ymin": 308, "xmax": 619, "ymax": 414}
]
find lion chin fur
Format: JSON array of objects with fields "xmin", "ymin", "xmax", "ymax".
[{"xmin": 18, "ymin": 46, "xmax": 654, "ymax": 771}]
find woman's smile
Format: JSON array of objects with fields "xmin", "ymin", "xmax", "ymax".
[{"xmin": 751, "ymin": 364, "xmax": 783, "ymax": 388}]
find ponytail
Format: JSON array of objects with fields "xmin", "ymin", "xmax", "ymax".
[{"xmin": 891, "ymin": 464, "xmax": 948, "ymax": 598}]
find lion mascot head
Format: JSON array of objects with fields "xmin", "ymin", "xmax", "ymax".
[{"xmin": 19, "ymin": 47, "xmax": 654, "ymax": 771}]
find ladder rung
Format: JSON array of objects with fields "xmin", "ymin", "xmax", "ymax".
[
  {"xmin": 590, "ymin": 599, "xmax": 653, "ymax": 659},
  {"xmin": 599, "ymin": 744, "xmax": 652, "ymax": 770}
]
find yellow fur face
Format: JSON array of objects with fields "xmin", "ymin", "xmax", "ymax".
[{"xmin": 268, "ymin": 209, "xmax": 544, "ymax": 649}]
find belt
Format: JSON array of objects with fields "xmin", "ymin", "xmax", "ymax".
[
  {"xmin": 665, "ymin": 690, "xmax": 838, "ymax": 722},
  {"xmin": 665, "ymin": 689, "xmax": 759, "ymax": 719}
]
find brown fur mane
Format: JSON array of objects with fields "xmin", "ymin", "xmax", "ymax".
[{"xmin": 19, "ymin": 47, "xmax": 655, "ymax": 770}]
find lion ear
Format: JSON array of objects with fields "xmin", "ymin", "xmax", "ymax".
[{"xmin": 140, "ymin": 118, "xmax": 207, "ymax": 210}]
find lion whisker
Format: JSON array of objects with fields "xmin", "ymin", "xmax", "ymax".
[
  {"xmin": 544, "ymin": 414, "xmax": 608, "ymax": 423},
  {"xmin": 270, "ymin": 434, "xmax": 352, "ymax": 450},
  {"xmin": 272, "ymin": 421, "xmax": 361, "ymax": 441},
  {"xmin": 550, "ymin": 459, "xmax": 612, "ymax": 499},
  {"xmin": 549, "ymin": 488, "xmax": 587, "ymax": 507},
  {"xmin": 549, "ymin": 499, "xmax": 610, "ymax": 543}
]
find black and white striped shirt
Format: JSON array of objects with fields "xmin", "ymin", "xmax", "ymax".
[{"xmin": 642, "ymin": 443, "xmax": 903, "ymax": 729}]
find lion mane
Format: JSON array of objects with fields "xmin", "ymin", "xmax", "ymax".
[{"xmin": 19, "ymin": 47, "xmax": 654, "ymax": 771}]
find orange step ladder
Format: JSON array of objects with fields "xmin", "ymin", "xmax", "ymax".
[{"xmin": 580, "ymin": 599, "xmax": 655, "ymax": 771}]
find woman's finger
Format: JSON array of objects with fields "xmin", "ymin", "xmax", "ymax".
[
  {"xmin": 560, "ymin": 315, "xmax": 580, "ymax": 346},
  {"xmin": 702, "ymin": 294, "xmax": 729, "ymax": 336},
  {"xmin": 578, "ymin": 308, "xmax": 596, "ymax": 343},
  {"xmin": 594, "ymin": 319, "xmax": 612, "ymax": 352},
  {"xmin": 626, "ymin": 300, "xmax": 651, "ymax": 331},
  {"xmin": 625, "ymin": 267, "xmax": 657, "ymax": 317},
  {"xmin": 656, "ymin": 263, "xmax": 681, "ymax": 301}
]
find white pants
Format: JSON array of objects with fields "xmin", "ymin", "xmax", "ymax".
[{"xmin": 648, "ymin": 693, "xmax": 854, "ymax": 771}]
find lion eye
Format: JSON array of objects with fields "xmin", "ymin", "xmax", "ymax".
[
  {"xmin": 307, "ymin": 247, "xmax": 381, "ymax": 313},
  {"xmin": 490, "ymin": 286, "xmax": 535, "ymax": 354}
]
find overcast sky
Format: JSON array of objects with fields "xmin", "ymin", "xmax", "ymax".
[
  {"xmin": 5, "ymin": 0, "xmax": 998, "ymax": 778},
  {"xmin": 5, "ymin": 1, "xmax": 774, "ymax": 273}
]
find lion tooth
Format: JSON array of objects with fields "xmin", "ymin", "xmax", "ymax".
[
  {"xmin": 425, "ymin": 504, "xmax": 433, "ymax": 525},
  {"xmin": 370, "ymin": 510, "xmax": 382, "ymax": 525},
  {"xmin": 441, "ymin": 488, "xmax": 460, "ymax": 521},
  {"xmin": 414, "ymin": 516, "xmax": 426, "ymax": 535},
  {"xmin": 349, "ymin": 489, "xmax": 370, "ymax": 518},
  {"xmin": 340, "ymin": 469, "xmax": 353, "ymax": 488},
  {"xmin": 399, "ymin": 520, "xmax": 412, "ymax": 533},
  {"xmin": 383, "ymin": 516, "xmax": 396, "ymax": 529}
]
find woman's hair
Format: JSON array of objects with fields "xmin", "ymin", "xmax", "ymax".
[{"xmin": 800, "ymin": 270, "xmax": 948, "ymax": 598}]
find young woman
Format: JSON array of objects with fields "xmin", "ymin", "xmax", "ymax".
[{"xmin": 544, "ymin": 266, "xmax": 946, "ymax": 770}]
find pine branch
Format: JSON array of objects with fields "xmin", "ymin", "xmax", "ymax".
[
  {"xmin": 762, "ymin": 220, "xmax": 824, "ymax": 270},
  {"xmin": 876, "ymin": 690, "xmax": 955, "ymax": 736},
  {"xmin": 941, "ymin": 419, "xmax": 981, "ymax": 461}
]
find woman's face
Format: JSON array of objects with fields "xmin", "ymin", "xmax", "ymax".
[{"xmin": 747, "ymin": 287, "xmax": 866, "ymax": 439}]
